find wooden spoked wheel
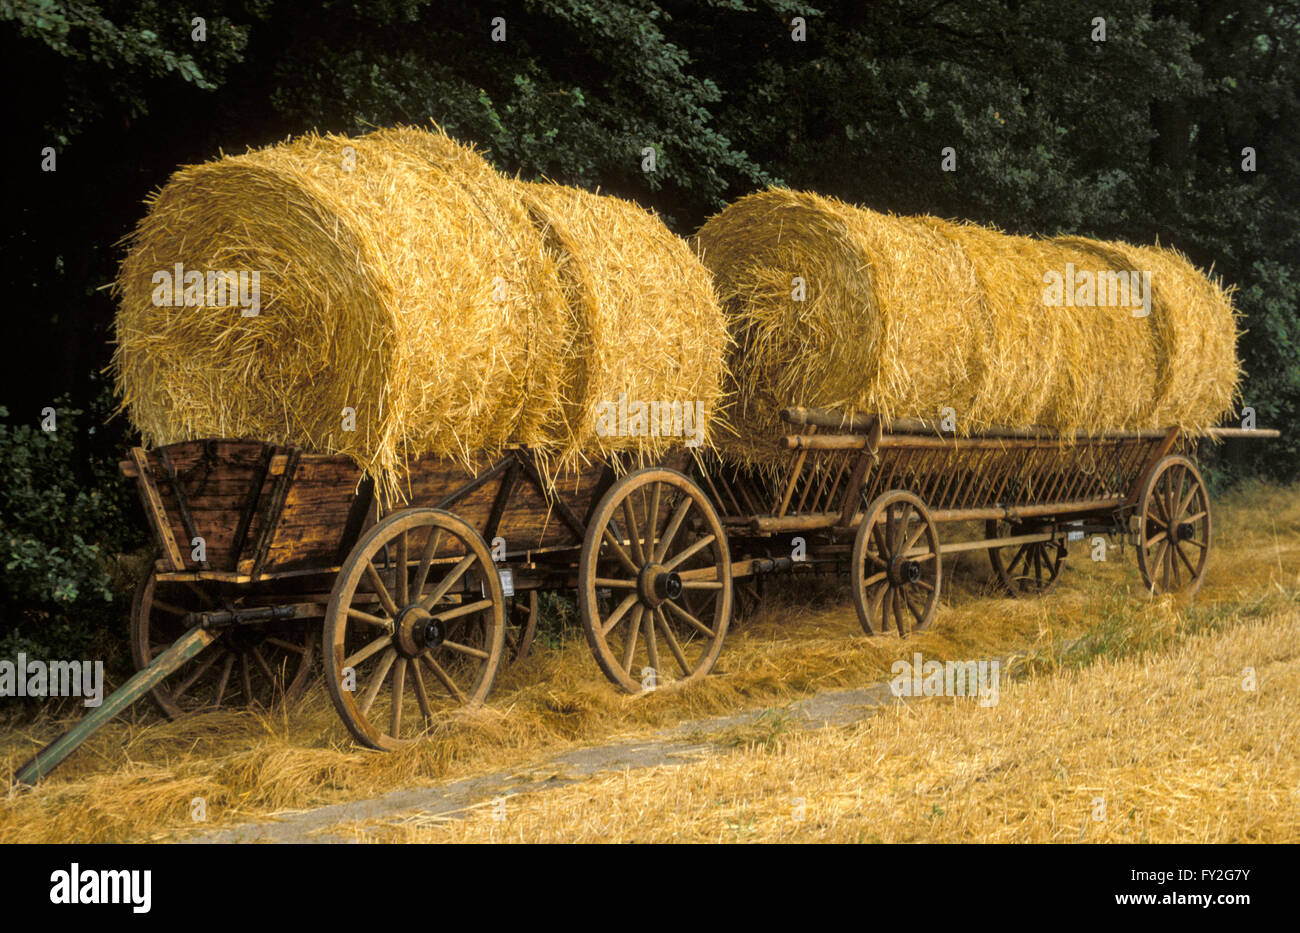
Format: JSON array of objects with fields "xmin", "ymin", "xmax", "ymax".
[
  {"xmin": 851, "ymin": 490, "xmax": 941, "ymax": 636},
  {"xmin": 324, "ymin": 509, "xmax": 505, "ymax": 751},
  {"xmin": 1137, "ymin": 455, "xmax": 1212, "ymax": 596},
  {"xmin": 504, "ymin": 591, "xmax": 539, "ymax": 667},
  {"xmin": 578, "ymin": 468, "xmax": 732, "ymax": 694},
  {"xmin": 130, "ymin": 566, "xmax": 317, "ymax": 719},
  {"xmin": 986, "ymin": 519, "xmax": 1066, "ymax": 597}
]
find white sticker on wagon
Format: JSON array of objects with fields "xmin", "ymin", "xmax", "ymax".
[{"xmin": 499, "ymin": 569, "xmax": 515, "ymax": 597}]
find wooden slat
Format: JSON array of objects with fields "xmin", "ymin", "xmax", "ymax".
[
  {"xmin": 129, "ymin": 448, "xmax": 185, "ymax": 571},
  {"xmin": 250, "ymin": 448, "xmax": 301, "ymax": 578}
]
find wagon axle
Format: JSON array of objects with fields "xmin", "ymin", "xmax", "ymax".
[
  {"xmin": 392, "ymin": 604, "xmax": 446, "ymax": 656},
  {"xmin": 890, "ymin": 558, "xmax": 923, "ymax": 586},
  {"xmin": 185, "ymin": 604, "xmax": 300, "ymax": 630},
  {"xmin": 639, "ymin": 564, "xmax": 684, "ymax": 607}
]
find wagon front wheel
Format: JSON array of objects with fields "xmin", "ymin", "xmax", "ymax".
[
  {"xmin": 130, "ymin": 567, "xmax": 317, "ymax": 719},
  {"xmin": 1136, "ymin": 455, "xmax": 1211, "ymax": 596},
  {"xmin": 851, "ymin": 490, "xmax": 941, "ymax": 636},
  {"xmin": 324, "ymin": 509, "xmax": 505, "ymax": 751},
  {"xmin": 578, "ymin": 469, "xmax": 732, "ymax": 694}
]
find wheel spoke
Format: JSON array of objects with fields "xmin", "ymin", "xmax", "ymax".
[
  {"xmin": 151, "ymin": 598, "xmax": 191, "ymax": 617},
  {"xmin": 905, "ymin": 586, "xmax": 925, "ymax": 624},
  {"xmin": 644, "ymin": 605, "xmax": 660, "ymax": 681},
  {"xmin": 364, "ymin": 563, "xmax": 400, "ymax": 617},
  {"xmin": 594, "ymin": 577, "xmax": 638, "ymax": 589},
  {"xmin": 410, "ymin": 661, "xmax": 432, "ymax": 722},
  {"xmin": 395, "ymin": 531, "xmax": 409, "ymax": 606},
  {"xmin": 602, "ymin": 524, "xmax": 641, "ymax": 576},
  {"xmin": 441, "ymin": 639, "xmax": 489, "ymax": 660},
  {"xmin": 251, "ymin": 646, "xmax": 277, "ymax": 684},
  {"xmin": 265, "ymin": 636, "xmax": 309, "ymax": 655},
  {"xmin": 1174, "ymin": 541, "xmax": 1198, "ymax": 577},
  {"xmin": 663, "ymin": 534, "xmax": 715, "ymax": 571},
  {"xmin": 414, "ymin": 528, "xmax": 444, "ymax": 596},
  {"xmin": 419, "ymin": 553, "xmax": 477, "ymax": 611},
  {"xmin": 347, "ymin": 606, "xmax": 393, "ymax": 630},
  {"xmin": 390, "ymin": 658, "xmax": 406, "ymax": 736},
  {"xmin": 654, "ymin": 498, "xmax": 693, "ymax": 563},
  {"xmin": 240, "ymin": 655, "xmax": 254, "ymax": 703},
  {"xmin": 359, "ymin": 648, "xmax": 397, "ymax": 715},
  {"xmin": 171, "ymin": 651, "xmax": 219, "ymax": 700},
  {"xmin": 601, "ymin": 592, "xmax": 640, "ymax": 636},
  {"xmin": 432, "ymin": 598, "xmax": 494, "ymax": 623},
  {"xmin": 621, "ymin": 606, "xmax": 644, "ymax": 673},
  {"xmin": 871, "ymin": 521, "xmax": 889, "ymax": 560},
  {"xmin": 646, "ymin": 483, "xmax": 662, "ymax": 560},
  {"xmin": 213, "ymin": 653, "xmax": 235, "ymax": 709},
  {"xmin": 420, "ymin": 654, "xmax": 466, "ymax": 703},
  {"xmin": 344, "ymin": 633, "xmax": 394, "ymax": 669},
  {"xmin": 662, "ymin": 598, "xmax": 714, "ymax": 638},
  {"xmin": 622, "ymin": 498, "xmax": 646, "ymax": 565},
  {"xmin": 654, "ymin": 608, "xmax": 692, "ymax": 676}
]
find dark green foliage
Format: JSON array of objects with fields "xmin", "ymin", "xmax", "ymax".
[{"xmin": 0, "ymin": 388, "xmax": 147, "ymax": 660}]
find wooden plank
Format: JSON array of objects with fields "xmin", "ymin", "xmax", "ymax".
[
  {"xmin": 335, "ymin": 474, "xmax": 377, "ymax": 564},
  {"xmin": 230, "ymin": 445, "xmax": 275, "ymax": 567},
  {"xmin": 1204, "ymin": 427, "xmax": 1280, "ymax": 438},
  {"xmin": 13, "ymin": 625, "xmax": 216, "ymax": 785},
  {"xmin": 128, "ymin": 448, "xmax": 185, "ymax": 571},
  {"xmin": 250, "ymin": 448, "xmax": 301, "ymax": 578}
]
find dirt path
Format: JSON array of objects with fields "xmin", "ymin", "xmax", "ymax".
[{"xmin": 190, "ymin": 677, "xmax": 914, "ymax": 843}]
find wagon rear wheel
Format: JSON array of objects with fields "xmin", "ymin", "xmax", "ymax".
[
  {"xmin": 130, "ymin": 567, "xmax": 317, "ymax": 719},
  {"xmin": 986, "ymin": 520, "xmax": 1066, "ymax": 597},
  {"xmin": 578, "ymin": 468, "xmax": 732, "ymax": 694},
  {"xmin": 1137, "ymin": 455, "xmax": 1211, "ymax": 596},
  {"xmin": 324, "ymin": 509, "xmax": 505, "ymax": 751},
  {"xmin": 851, "ymin": 491, "xmax": 941, "ymax": 636}
]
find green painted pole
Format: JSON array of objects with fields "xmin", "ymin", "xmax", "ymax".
[{"xmin": 12, "ymin": 625, "xmax": 216, "ymax": 787}]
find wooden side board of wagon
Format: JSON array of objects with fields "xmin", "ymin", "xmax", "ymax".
[{"xmin": 697, "ymin": 406, "xmax": 1279, "ymax": 639}]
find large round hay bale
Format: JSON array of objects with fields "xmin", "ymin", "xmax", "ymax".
[
  {"xmin": 1089, "ymin": 241, "xmax": 1240, "ymax": 432},
  {"xmin": 694, "ymin": 189, "xmax": 984, "ymax": 461},
  {"xmin": 513, "ymin": 181, "xmax": 728, "ymax": 464},
  {"xmin": 113, "ymin": 126, "xmax": 566, "ymax": 498},
  {"xmin": 696, "ymin": 187, "xmax": 1240, "ymax": 461}
]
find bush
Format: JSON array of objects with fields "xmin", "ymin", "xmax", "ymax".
[{"xmin": 0, "ymin": 392, "xmax": 146, "ymax": 661}]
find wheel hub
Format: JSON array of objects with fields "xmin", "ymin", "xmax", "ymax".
[
  {"xmin": 638, "ymin": 563, "xmax": 682, "ymax": 608},
  {"xmin": 393, "ymin": 604, "xmax": 441, "ymax": 657},
  {"xmin": 889, "ymin": 557, "xmax": 922, "ymax": 586},
  {"xmin": 1177, "ymin": 522, "xmax": 1195, "ymax": 541}
]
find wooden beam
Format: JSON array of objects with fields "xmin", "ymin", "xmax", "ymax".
[{"xmin": 128, "ymin": 448, "xmax": 185, "ymax": 571}]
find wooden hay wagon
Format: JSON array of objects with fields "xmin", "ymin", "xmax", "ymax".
[
  {"xmin": 15, "ymin": 438, "xmax": 737, "ymax": 781},
  {"xmin": 14, "ymin": 409, "xmax": 1274, "ymax": 784},
  {"xmin": 698, "ymin": 407, "xmax": 1278, "ymax": 638}
]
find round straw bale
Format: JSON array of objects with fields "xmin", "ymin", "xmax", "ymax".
[
  {"xmin": 114, "ymin": 126, "xmax": 565, "ymax": 498},
  {"xmin": 698, "ymin": 188, "xmax": 1241, "ymax": 463},
  {"xmin": 696, "ymin": 189, "xmax": 990, "ymax": 462},
  {"xmin": 512, "ymin": 180, "xmax": 728, "ymax": 464},
  {"xmin": 1092, "ymin": 241, "xmax": 1240, "ymax": 432}
]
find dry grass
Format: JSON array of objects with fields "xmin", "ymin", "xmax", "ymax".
[
  {"xmin": 340, "ymin": 605, "xmax": 1297, "ymax": 843},
  {"xmin": 2, "ymin": 482, "xmax": 1296, "ymax": 842},
  {"xmin": 695, "ymin": 188, "xmax": 1241, "ymax": 463}
]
